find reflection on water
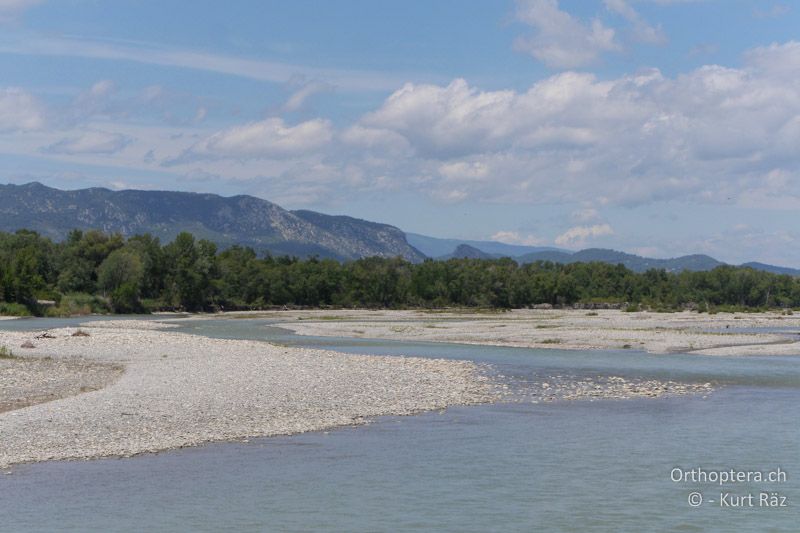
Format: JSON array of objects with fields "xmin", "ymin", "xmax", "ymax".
[{"xmin": 1, "ymin": 316, "xmax": 798, "ymax": 532}]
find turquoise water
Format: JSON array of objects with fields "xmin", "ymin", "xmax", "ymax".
[{"xmin": 1, "ymin": 317, "xmax": 799, "ymax": 532}]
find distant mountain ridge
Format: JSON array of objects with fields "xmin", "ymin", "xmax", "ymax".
[
  {"xmin": 2, "ymin": 182, "xmax": 797, "ymax": 275},
  {"xmin": 409, "ymin": 234, "xmax": 800, "ymax": 276},
  {"xmin": 0, "ymin": 182, "xmax": 425, "ymax": 261},
  {"xmin": 406, "ymin": 232, "xmax": 563, "ymax": 258},
  {"xmin": 516, "ymin": 248, "xmax": 726, "ymax": 273}
]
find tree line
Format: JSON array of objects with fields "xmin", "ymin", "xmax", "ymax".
[{"xmin": 1, "ymin": 229, "xmax": 799, "ymax": 316}]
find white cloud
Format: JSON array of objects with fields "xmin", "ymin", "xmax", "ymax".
[
  {"xmin": 572, "ymin": 207, "xmax": 600, "ymax": 222},
  {"xmin": 281, "ymin": 79, "xmax": 333, "ymax": 113},
  {"xmin": 514, "ymin": 0, "xmax": 620, "ymax": 69},
  {"xmin": 44, "ymin": 130, "xmax": 131, "ymax": 155},
  {"xmin": 491, "ymin": 231, "xmax": 547, "ymax": 246},
  {"xmin": 555, "ymin": 223, "xmax": 614, "ymax": 247},
  {"xmin": 0, "ymin": 33, "xmax": 422, "ymax": 92},
  {"xmin": 744, "ymin": 40, "xmax": 800, "ymax": 79},
  {"xmin": 438, "ymin": 161, "xmax": 490, "ymax": 182},
  {"xmin": 604, "ymin": 0, "xmax": 667, "ymax": 44},
  {"xmin": 753, "ymin": 3, "xmax": 790, "ymax": 19},
  {"xmin": 340, "ymin": 125, "xmax": 411, "ymax": 154},
  {"xmin": 172, "ymin": 117, "xmax": 333, "ymax": 162},
  {"xmin": 342, "ymin": 42, "xmax": 800, "ymax": 208},
  {"xmin": 0, "ymin": 0, "xmax": 41, "ymax": 22},
  {"xmin": 0, "ymin": 87, "xmax": 45, "ymax": 130}
]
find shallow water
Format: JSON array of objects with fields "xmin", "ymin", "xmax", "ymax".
[{"xmin": 1, "ymin": 316, "xmax": 798, "ymax": 532}]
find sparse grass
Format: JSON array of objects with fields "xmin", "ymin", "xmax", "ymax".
[
  {"xmin": 72, "ymin": 329, "xmax": 91, "ymax": 337},
  {"xmin": 0, "ymin": 346, "xmax": 18, "ymax": 359},
  {"xmin": 420, "ymin": 307, "xmax": 508, "ymax": 315},
  {"xmin": 585, "ymin": 312, "xmax": 598, "ymax": 316},
  {"xmin": 540, "ymin": 338, "xmax": 562, "ymax": 344}
]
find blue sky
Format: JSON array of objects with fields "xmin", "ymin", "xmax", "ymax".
[{"xmin": 1, "ymin": 0, "xmax": 800, "ymax": 265}]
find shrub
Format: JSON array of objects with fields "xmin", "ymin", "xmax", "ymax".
[
  {"xmin": 45, "ymin": 293, "xmax": 110, "ymax": 317},
  {"xmin": 0, "ymin": 302, "xmax": 32, "ymax": 317},
  {"xmin": 110, "ymin": 282, "xmax": 144, "ymax": 314}
]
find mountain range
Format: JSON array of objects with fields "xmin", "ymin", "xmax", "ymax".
[
  {"xmin": 418, "ymin": 236, "xmax": 800, "ymax": 275},
  {"xmin": 1, "ymin": 182, "xmax": 798, "ymax": 276},
  {"xmin": 0, "ymin": 182, "xmax": 424, "ymax": 262}
]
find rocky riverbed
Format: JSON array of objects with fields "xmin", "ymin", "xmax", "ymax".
[
  {"xmin": 263, "ymin": 309, "xmax": 800, "ymax": 356},
  {"xmin": 0, "ymin": 312, "xmax": 736, "ymax": 470},
  {"xmin": 500, "ymin": 374, "xmax": 716, "ymax": 403},
  {"xmin": 0, "ymin": 322, "xmax": 494, "ymax": 469}
]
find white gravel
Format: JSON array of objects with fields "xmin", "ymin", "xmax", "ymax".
[
  {"xmin": 271, "ymin": 309, "xmax": 800, "ymax": 356},
  {"xmin": 0, "ymin": 323, "xmax": 493, "ymax": 469}
]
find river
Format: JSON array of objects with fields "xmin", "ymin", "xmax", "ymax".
[{"xmin": 1, "ymin": 316, "xmax": 798, "ymax": 532}]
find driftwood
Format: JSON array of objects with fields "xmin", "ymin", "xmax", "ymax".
[{"xmin": 34, "ymin": 332, "xmax": 56, "ymax": 340}]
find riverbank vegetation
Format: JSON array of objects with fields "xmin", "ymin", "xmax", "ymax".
[{"xmin": 1, "ymin": 229, "xmax": 799, "ymax": 315}]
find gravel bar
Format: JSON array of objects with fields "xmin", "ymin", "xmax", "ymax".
[
  {"xmin": 272, "ymin": 309, "xmax": 800, "ymax": 355},
  {"xmin": 0, "ymin": 323, "xmax": 494, "ymax": 469},
  {"xmin": 0, "ymin": 357, "xmax": 123, "ymax": 413}
]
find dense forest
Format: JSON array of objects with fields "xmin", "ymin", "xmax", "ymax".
[{"xmin": 1, "ymin": 229, "xmax": 799, "ymax": 316}]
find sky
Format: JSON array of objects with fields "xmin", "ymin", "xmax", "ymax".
[{"xmin": 1, "ymin": 0, "xmax": 799, "ymax": 266}]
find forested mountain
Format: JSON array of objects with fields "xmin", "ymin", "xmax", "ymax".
[{"xmin": 0, "ymin": 182, "xmax": 424, "ymax": 262}]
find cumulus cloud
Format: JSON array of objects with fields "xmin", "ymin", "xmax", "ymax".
[
  {"xmin": 604, "ymin": 0, "xmax": 667, "ymax": 44},
  {"xmin": 491, "ymin": 231, "xmax": 547, "ymax": 246},
  {"xmin": 171, "ymin": 117, "xmax": 333, "ymax": 162},
  {"xmin": 344, "ymin": 41, "xmax": 800, "ymax": 208},
  {"xmin": 555, "ymin": 223, "xmax": 614, "ymax": 247},
  {"xmin": 0, "ymin": 87, "xmax": 45, "ymax": 130},
  {"xmin": 514, "ymin": 0, "xmax": 620, "ymax": 68},
  {"xmin": 67, "ymin": 80, "xmax": 119, "ymax": 123},
  {"xmin": 43, "ymin": 130, "xmax": 132, "ymax": 155}
]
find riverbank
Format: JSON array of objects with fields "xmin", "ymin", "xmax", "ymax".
[
  {"xmin": 0, "ymin": 321, "xmax": 493, "ymax": 469},
  {"xmin": 262, "ymin": 309, "xmax": 800, "ymax": 356}
]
